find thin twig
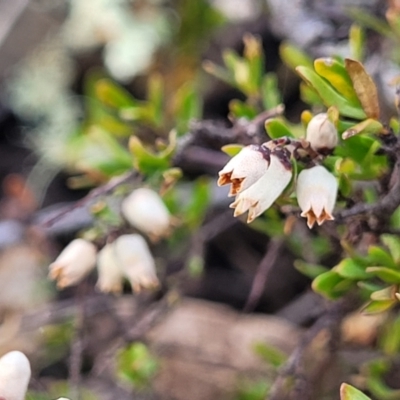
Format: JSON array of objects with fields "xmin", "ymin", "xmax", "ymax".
[
  {"xmin": 243, "ymin": 238, "xmax": 285, "ymax": 312},
  {"xmin": 40, "ymin": 170, "xmax": 139, "ymax": 228}
]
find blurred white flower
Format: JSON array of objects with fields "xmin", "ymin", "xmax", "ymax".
[
  {"xmin": 0, "ymin": 351, "xmax": 31, "ymax": 400},
  {"xmin": 296, "ymin": 166, "xmax": 338, "ymax": 228},
  {"xmin": 114, "ymin": 234, "xmax": 159, "ymax": 293},
  {"xmin": 229, "ymin": 153, "xmax": 292, "ymax": 223},
  {"xmin": 121, "ymin": 188, "xmax": 171, "ymax": 241},
  {"xmin": 96, "ymin": 243, "xmax": 123, "ymax": 294},
  {"xmin": 306, "ymin": 113, "xmax": 338, "ymax": 152},
  {"xmin": 218, "ymin": 145, "xmax": 271, "ymax": 197},
  {"xmin": 49, "ymin": 239, "xmax": 97, "ymax": 288}
]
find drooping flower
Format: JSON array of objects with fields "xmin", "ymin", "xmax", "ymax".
[
  {"xmin": 113, "ymin": 234, "xmax": 159, "ymax": 292},
  {"xmin": 0, "ymin": 351, "xmax": 31, "ymax": 400},
  {"xmin": 296, "ymin": 165, "xmax": 338, "ymax": 228},
  {"xmin": 218, "ymin": 144, "xmax": 271, "ymax": 196},
  {"xmin": 306, "ymin": 113, "xmax": 338, "ymax": 152},
  {"xmin": 96, "ymin": 243, "xmax": 124, "ymax": 294},
  {"xmin": 121, "ymin": 188, "xmax": 171, "ymax": 241},
  {"xmin": 49, "ymin": 239, "xmax": 97, "ymax": 288},
  {"xmin": 229, "ymin": 152, "xmax": 292, "ymax": 223}
]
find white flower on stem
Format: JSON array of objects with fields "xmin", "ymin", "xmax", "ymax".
[
  {"xmin": 0, "ymin": 351, "xmax": 31, "ymax": 400},
  {"xmin": 96, "ymin": 243, "xmax": 123, "ymax": 294},
  {"xmin": 229, "ymin": 153, "xmax": 292, "ymax": 223},
  {"xmin": 49, "ymin": 239, "xmax": 97, "ymax": 288},
  {"xmin": 296, "ymin": 165, "xmax": 338, "ymax": 228},
  {"xmin": 306, "ymin": 113, "xmax": 338, "ymax": 152},
  {"xmin": 121, "ymin": 188, "xmax": 171, "ymax": 241},
  {"xmin": 218, "ymin": 145, "xmax": 271, "ymax": 196},
  {"xmin": 114, "ymin": 234, "xmax": 159, "ymax": 293}
]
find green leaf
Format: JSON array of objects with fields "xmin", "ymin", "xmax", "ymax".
[
  {"xmin": 261, "ymin": 73, "xmax": 282, "ymax": 109},
  {"xmin": 221, "ymin": 144, "xmax": 244, "ymax": 157},
  {"xmin": 370, "ymin": 286, "xmax": 396, "ymax": 301},
  {"xmin": 174, "ymin": 83, "xmax": 202, "ymax": 136},
  {"xmin": 367, "ymin": 246, "xmax": 397, "ymax": 269},
  {"xmin": 342, "ymin": 118, "xmax": 383, "ymax": 140},
  {"xmin": 366, "ymin": 267, "xmax": 400, "ymax": 284},
  {"xmin": 265, "ymin": 118, "xmax": 294, "ymax": 139},
  {"xmin": 334, "ymin": 258, "xmax": 370, "ymax": 280},
  {"xmin": 340, "ymin": 383, "xmax": 371, "ymax": 400},
  {"xmin": 362, "ymin": 299, "xmax": 396, "ymax": 314},
  {"xmin": 295, "ymin": 66, "xmax": 366, "ymax": 119},
  {"xmin": 279, "ymin": 42, "xmax": 314, "ymax": 71},
  {"xmin": 229, "ymin": 99, "xmax": 258, "ymax": 119},
  {"xmin": 299, "ymin": 82, "xmax": 324, "ymax": 106},
  {"xmin": 381, "ymin": 234, "xmax": 400, "ymax": 264},
  {"xmin": 129, "ymin": 131, "xmax": 176, "ymax": 175},
  {"xmin": 117, "ymin": 343, "xmax": 158, "ymax": 388},
  {"xmin": 148, "ymin": 74, "xmax": 164, "ymax": 127},
  {"xmin": 253, "ymin": 342, "xmax": 287, "ymax": 368},
  {"xmin": 312, "ymin": 270, "xmax": 353, "ymax": 300},
  {"xmin": 345, "ymin": 59, "xmax": 380, "ymax": 119},
  {"xmin": 314, "ymin": 58, "xmax": 360, "ymax": 104},
  {"xmin": 294, "ymin": 260, "xmax": 328, "ymax": 279},
  {"xmin": 95, "ymin": 78, "xmax": 138, "ymax": 109},
  {"xmin": 349, "ymin": 24, "xmax": 365, "ymax": 61}
]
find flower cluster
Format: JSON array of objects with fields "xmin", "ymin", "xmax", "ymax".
[
  {"xmin": 218, "ymin": 113, "xmax": 339, "ymax": 228},
  {"xmin": 49, "ymin": 188, "xmax": 171, "ymax": 293}
]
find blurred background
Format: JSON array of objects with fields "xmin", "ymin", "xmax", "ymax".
[{"xmin": 0, "ymin": 1, "xmax": 394, "ymax": 399}]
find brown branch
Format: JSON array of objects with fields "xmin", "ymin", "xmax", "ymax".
[
  {"xmin": 267, "ymin": 296, "xmax": 359, "ymax": 400},
  {"xmin": 38, "ymin": 170, "xmax": 139, "ymax": 228},
  {"xmin": 243, "ymin": 238, "xmax": 284, "ymax": 312}
]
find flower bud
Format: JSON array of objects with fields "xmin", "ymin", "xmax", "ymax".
[
  {"xmin": 296, "ymin": 165, "xmax": 338, "ymax": 228},
  {"xmin": 0, "ymin": 351, "xmax": 31, "ymax": 400},
  {"xmin": 121, "ymin": 188, "xmax": 171, "ymax": 241},
  {"xmin": 96, "ymin": 243, "xmax": 123, "ymax": 294},
  {"xmin": 218, "ymin": 145, "xmax": 271, "ymax": 197},
  {"xmin": 49, "ymin": 239, "xmax": 97, "ymax": 288},
  {"xmin": 306, "ymin": 113, "xmax": 338, "ymax": 152},
  {"xmin": 230, "ymin": 153, "xmax": 292, "ymax": 223},
  {"xmin": 114, "ymin": 234, "xmax": 159, "ymax": 293}
]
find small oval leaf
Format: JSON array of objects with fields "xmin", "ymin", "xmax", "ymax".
[{"xmin": 345, "ymin": 58, "xmax": 380, "ymax": 119}]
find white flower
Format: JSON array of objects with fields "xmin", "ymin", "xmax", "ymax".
[
  {"xmin": 229, "ymin": 153, "xmax": 292, "ymax": 223},
  {"xmin": 0, "ymin": 351, "xmax": 31, "ymax": 400},
  {"xmin": 96, "ymin": 243, "xmax": 124, "ymax": 294},
  {"xmin": 114, "ymin": 234, "xmax": 159, "ymax": 293},
  {"xmin": 306, "ymin": 113, "xmax": 338, "ymax": 152},
  {"xmin": 218, "ymin": 145, "xmax": 271, "ymax": 196},
  {"xmin": 49, "ymin": 239, "xmax": 97, "ymax": 288},
  {"xmin": 296, "ymin": 166, "xmax": 338, "ymax": 228},
  {"xmin": 121, "ymin": 188, "xmax": 171, "ymax": 241}
]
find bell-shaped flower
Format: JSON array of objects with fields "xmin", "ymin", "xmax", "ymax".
[
  {"xmin": 0, "ymin": 351, "xmax": 31, "ymax": 400},
  {"xmin": 218, "ymin": 145, "xmax": 271, "ymax": 196},
  {"xmin": 121, "ymin": 188, "xmax": 171, "ymax": 241},
  {"xmin": 114, "ymin": 234, "xmax": 159, "ymax": 292},
  {"xmin": 49, "ymin": 239, "xmax": 97, "ymax": 288},
  {"xmin": 296, "ymin": 165, "xmax": 338, "ymax": 228},
  {"xmin": 306, "ymin": 113, "xmax": 338, "ymax": 152},
  {"xmin": 229, "ymin": 153, "xmax": 292, "ymax": 223},
  {"xmin": 96, "ymin": 243, "xmax": 124, "ymax": 294}
]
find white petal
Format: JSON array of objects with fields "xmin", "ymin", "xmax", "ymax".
[
  {"xmin": 231, "ymin": 154, "xmax": 292, "ymax": 222},
  {"xmin": 218, "ymin": 145, "xmax": 270, "ymax": 195},
  {"xmin": 122, "ymin": 188, "xmax": 171, "ymax": 240},
  {"xmin": 0, "ymin": 351, "xmax": 31, "ymax": 400},
  {"xmin": 96, "ymin": 243, "xmax": 123, "ymax": 294},
  {"xmin": 49, "ymin": 239, "xmax": 97, "ymax": 288},
  {"xmin": 114, "ymin": 234, "xmax": 158, "ymax": 292},
  {"xmin": 296, "ymin": 166, "xmax": 338, "ymax": 227}
]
